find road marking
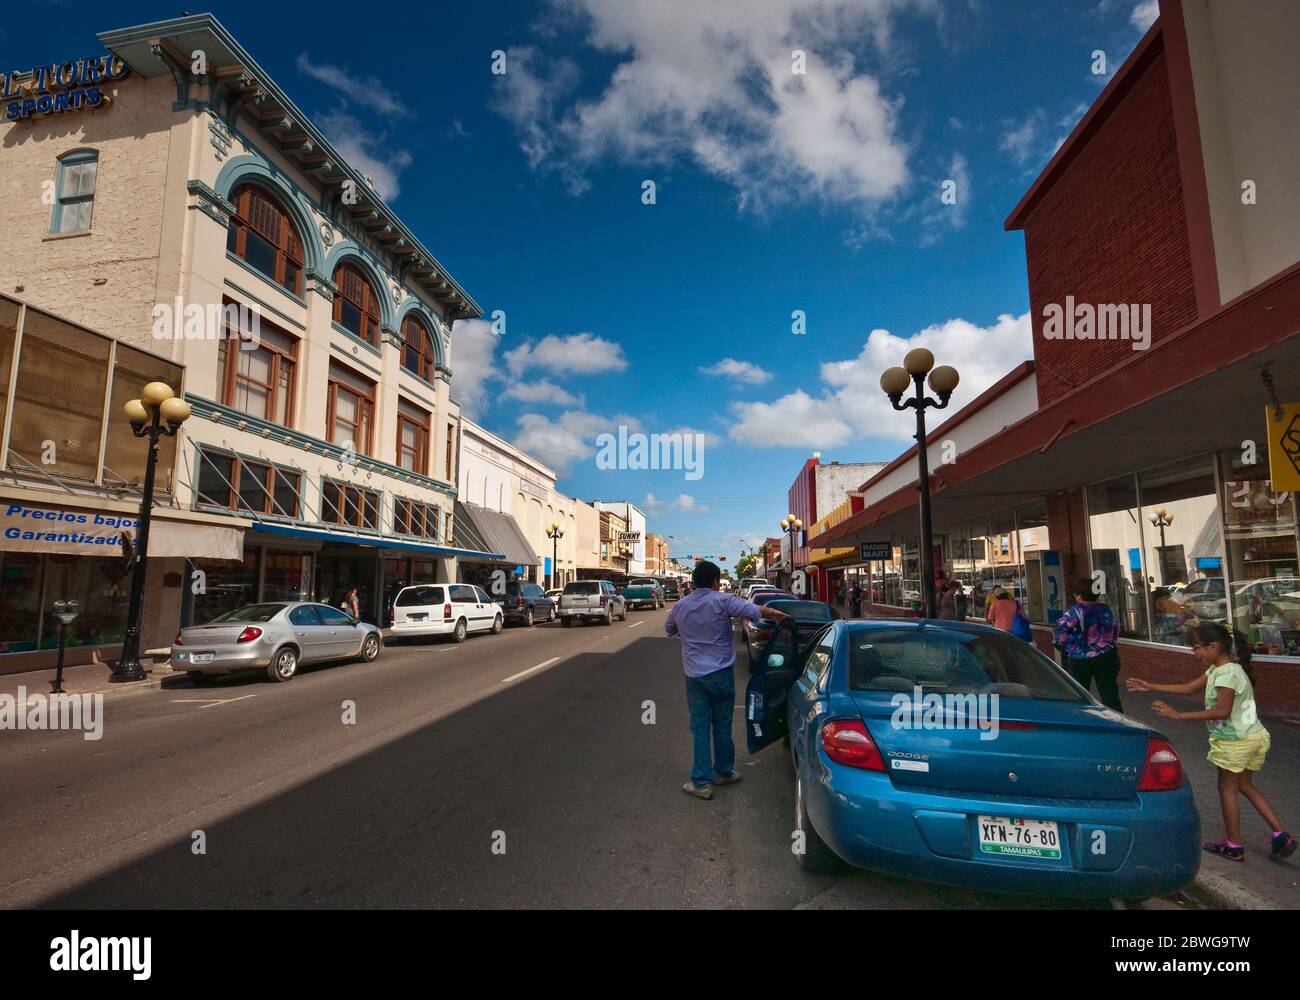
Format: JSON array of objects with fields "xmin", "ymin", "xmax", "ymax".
[
  {"xmin": 627, "ymin": 620, "xmax": 645, "ymax": 629},
  {"xmin": 501, "ymin": 657, "xmax": 560, "ymax": 684},
  {"xmin": 171, "ymin": 694, "xmax": 258, "ymax": 709}
]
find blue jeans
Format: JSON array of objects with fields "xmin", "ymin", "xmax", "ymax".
[{"xmin": 685, "ymin": 667, "xmax": 735, "ymax": 785}]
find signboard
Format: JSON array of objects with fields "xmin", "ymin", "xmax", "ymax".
[
  {"xmin": 1, "ymin": 503, "xmax": 136, "ymax": 554},
  {"xmin": 859, "ymin": 541, "xmax": 891, "ymax": 561},
  {"xmin": 1266, "ymin": 403, "xmax": 1300, "ymax": 492},
  {"xmin": 3, "ymin": 56, "xmax": 130, "ymax": 122},
  {"xmin": 616, "ymin": 531, "xmax": 641, "ymax": 543}
]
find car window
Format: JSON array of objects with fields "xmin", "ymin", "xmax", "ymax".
[
  {"xmin": 449, "ymin": 585, "xmax": 477, "ymax": 603},
  {"xmin": 564, "ymin": 582, "xmax": 600, "ymax": 595},
  {"xmin": 209, "ymin": 603, "xmax": 287, "ymax": 624},
  {"xmin": 473, "ymin": 587, "xmax": 492, "ymax": 603},
  {"xmin": 847, "ymin": 626, "xmax": 1086, "ymax": 701},
  {"xmin": 288, "ymin": 605, "xmax": 321, "ymax": 626},
  {"xmin": 801, "ymin": 628, "xmax": 836, "ymax": 689},
  {"xmin": 768, "ymin": 600, "xmax": 831, "ymax": 620},
  {"xmin": 316, "ymin": 605, "xmax": 354, "ymax": 626},
  {"xmin": 396, "ymin": 586, "xmax": 444, "ymax": 607}
]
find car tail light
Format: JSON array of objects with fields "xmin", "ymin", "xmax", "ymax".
[
  {"xmin": 599, "ymin": 594, "xmax": 607, "ymax": 606},
  {"xmin": 1138, "ymin": 738, "xmax": 1184, "ymax": 791},
  {"xmin": 236, "ymin": 626, "xmax": 263, "ymax": 644},
  {"xmin": 443, "ymin": 603, "xmax": 453, "ymax": 620},
  {"xmin": 517, "ymin": 596, "xmax": 526, "ymax": 607},
  {"xmin": 173, "ymin": 631, "xmax": 183, "ymax": 646},
  {"xmin": 821, "ymin": 720, "xmax": 886, "ymax": 771}
]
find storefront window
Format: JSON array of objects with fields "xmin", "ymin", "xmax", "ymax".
[
  {"xmin": 42, "ymin": 555, "xmax": 129, "ymax": 648},
  {"xmin": 1219, "ymin": 450, "xmax": 1300, "ymax": 658},
  {"xmin": 1087, "ymin": 474, "xmax": 1150, "ymax": 640},
  {"xmin": 193, "ymin": 549, "xmax": 260, "ymax": 624},
  {"xmin": 0, "ymin": 552, "xmax": 43, "ymax": 653},
  {"xmin": 264, "ymin": 551, "xmax": 311, "ymax": 602}
]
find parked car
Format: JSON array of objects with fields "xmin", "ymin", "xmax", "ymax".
[
  {"xmin": 173, "ymin": 601, "xmax": 382, "ymax": 683},
  {"xmin": 743, "ymin": 598, "xmax": 840, "ymax": 670},
  {"xmin": 744, "ymin": 618, "xmax": 1200, "ymax": 899},
  {"xmin": 739, "ymin": 577, "xmax": 770, "ymax": 597},
  {"xmin": 624, "ymin": 577, "xmax": 664, "ymax": 610},
  {"xmin": 389, "ymin": 583, "xmax": 503, "ymax": 643},
  {"xmin": 545, "ymin": 588, "xmax": 564, "ymax": 603},
  {"xmin": 558, "ymin": 580, "xmax": 627, "ymax": 626},
  {"xmin": 662, "ymin": 578, "xmax": 682, "ymax": 601},
  {"xmin": 495, "ymin": 580, "xmax": 556, "ymax": 626}
]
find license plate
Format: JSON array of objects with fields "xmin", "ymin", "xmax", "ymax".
[
  {"xmin": 191, "ymin": 653, "xmax": 214, "ymax": 663},
  {"xmin": 407, "ymin": 613, "xmax": 427, "ymax": 622},
  {"xmin": 977, "ymin": 815, "xmax": 1061, "ymax": 859}
]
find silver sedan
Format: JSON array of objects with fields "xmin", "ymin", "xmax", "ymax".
[{"xmin": 172, "ymin": 601, "xmax": 383, "ymax": 683}]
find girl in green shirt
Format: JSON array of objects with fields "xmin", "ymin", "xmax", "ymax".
[{"xmin": 1127, "ymin": 622, "xmax": 1296, "ymax": 863}]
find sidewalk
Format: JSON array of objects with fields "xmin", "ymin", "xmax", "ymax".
[{"xmin": 0, "ymin": 652, "xmax": 182, "ymax": 700}]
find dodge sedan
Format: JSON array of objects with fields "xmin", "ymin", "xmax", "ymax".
[
  {"xmin": 745, "ymin": 618, "xmax": 1200, "ymax": 900},
  {"xmin": 173, "ymin": 602, "xmax": 383, "ymax": 683}
]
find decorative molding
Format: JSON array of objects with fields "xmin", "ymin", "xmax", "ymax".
[
  {"xmin": 188, "ymin": 179, "xmax": 235, "ymax": 228},
  {"xmin": 208, "ymin": 114, "xmax": 232, "ymax": 162}
]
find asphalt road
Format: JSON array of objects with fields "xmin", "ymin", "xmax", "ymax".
[{"xmin": 1, "ymin": 606, "xmax": 1115, "ymax": 909}]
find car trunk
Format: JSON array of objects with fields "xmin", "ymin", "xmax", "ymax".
[
  {"xmin": 851, "ymin": 692, "xmax": 1151, "ymax": 801},
  {"xmin": 561, "ymin": 589, "xmax": 603, "ymax": 611},
  {"xmin": 181, "ymin": 623, "xmax": 255, "ymax": 646}
]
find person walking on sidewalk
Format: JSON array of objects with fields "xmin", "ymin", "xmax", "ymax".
[
  {"xmin": 665, "ymin": 560, "xmax": 788, "ymax": 801},
  {"xmin": 1126, "ymin": 622, "xmax": 1297, "ymax": 863},
  {"xmin": 1053, "ymin": 579, "xmax": 1122, "ymax": 710},
  {"xmin": 848, "ymin": 580, "xmax": 862, "ymax": 619}
]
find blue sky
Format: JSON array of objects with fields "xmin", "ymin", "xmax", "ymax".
[{"xmin": 10, "ymin": 0, "xmax": 1158, "ymax": 563}]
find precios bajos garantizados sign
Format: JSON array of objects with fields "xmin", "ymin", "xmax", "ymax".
[{"xmin": 3, "ymin": 55, "xmax": 130, "ymax": 121}]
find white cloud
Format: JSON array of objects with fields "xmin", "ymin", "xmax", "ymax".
[
  {"xmin": 999, "ymin": 109, "xmax": 1046, "ymax": 165},
  {"xmin": 315, "ymin": 108, "xmax": 412, "ymax": 201},
  {"xmin": 504, "ymin": 333, "xmax": 628, "ymax": 378},
  {"xmin": 512, "ymin": 410, "xmax": 612, "ymax": 476},
  {"xmin": 699, "ymin": 358, "xmax": 773, "ymax": 386},
  {"xmin": 1130, "ymin": 1, "xmax": 1159, "ymax": 31},
  {"xmin": 493, "ymin": 0, "xmax": 931, "ymax": 211},
  {"xmin": 920, "ymin": 152, "xmax": 969, "ymax": 244},
  {"xmin": 503, "ymin": 379, "xmax": 582, "ymax": 406},
  {"xmin": 645, "ymin": 492, "xmax": 710, "ymax": 514},
  {"xmin": 297, "ymin": 53, "xmax": 411, "ymax": 117},
  {"xmin": 449, "ymin": 318, "xmax": 502, "ymax": 418},
  {"xmin": 729, "ymin": 311, "xmax": 1032, "ymax": 449}
]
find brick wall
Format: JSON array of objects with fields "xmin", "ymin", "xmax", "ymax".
[
  {"xmin": 1023, "ymin": 45, "xmax": 1200, "ymax": 407},
  {"xmin": 1045, "ymin": 488, "xmax": 1090, "ymax": 582}
]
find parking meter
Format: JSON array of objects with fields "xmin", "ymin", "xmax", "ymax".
[{"xmin": 50, "ymin": 600, "xmax": 82, "ymax": 694}]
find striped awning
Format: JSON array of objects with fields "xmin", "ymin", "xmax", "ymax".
[{"xmin": 453, "ymin": 502, "xmax": 538, "ymax": 566}]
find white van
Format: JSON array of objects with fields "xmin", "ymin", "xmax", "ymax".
[{"xmin": 389, "ymin": 583, "xmax": 504, "ymax": 643}]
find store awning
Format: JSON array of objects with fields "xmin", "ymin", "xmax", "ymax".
[
  {"xmin": 454, "ymin": 502, "xmax": 538, "ymax": 566},
  {"xmin": 250, "ymin": 521, "xmax": 501, "ymax": 561},
  {"xmin": 150, "ymin": 520, "xmax": 244, "ymax": 561}
]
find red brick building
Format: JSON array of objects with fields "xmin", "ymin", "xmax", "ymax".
[{"xmin": 811, "ymin": 0, "xmax": 1300, "ymax": 713}]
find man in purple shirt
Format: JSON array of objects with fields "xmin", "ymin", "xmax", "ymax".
[{"xmin": 666, "ymin": 561, "xmax": 788, "ymax": 800}]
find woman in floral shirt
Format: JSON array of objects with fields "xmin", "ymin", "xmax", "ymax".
[{"xmin": 1053, "ymin": 578, "xmax": 1122, "ymax": 710}]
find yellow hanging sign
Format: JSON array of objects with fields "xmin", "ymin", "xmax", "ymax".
[{"xmin": 1266, "ymin": 404, "xmax": 1300, "ymax": 492}]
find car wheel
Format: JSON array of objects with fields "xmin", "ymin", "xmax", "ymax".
[
  {"xmin": 452, "ymin": 618, "xmax": 468, "ymax": 643},
  {"xmin": 794, "ymin": 762, "xmax": 847, "ymax": 874},
  {"xmin": 561, "ymin": 617, "xmax": 572, "ymax": 627},
  {"xmin": 187, "ymin": 670, "xmax": 215, "ymax": 686},
  {"xmin": 267, "ymin": 646, "xmax": 298, "ymax": 683},
  {"xmin": 491, "ymin": 614, "xmax": 504, "ymax": 634},
  {"xmin": 524, "ymin": 607, "xmax": 534, "ymax": 627},
  {"xmin": 548, "ymin": 605, "xmax": 556, "ymax": 622},
  {"xmin": 603, "ymin": 608, "xmax": 613, "ymax": 626},
  {"xmin": 619, "ymin": 605, "xmax": 627, "ymax": 621},
  {"xmin": 360, "ymin": 633, "xmax": 380, "ymax": 662}
]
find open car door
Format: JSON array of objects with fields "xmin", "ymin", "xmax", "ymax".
[{"xmin": 744, "ymin": 619, "xmax": 806, "ymax": 754}]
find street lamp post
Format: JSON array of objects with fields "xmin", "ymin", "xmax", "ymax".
[
  {"xmin": 779, "ymin": 514, "xmax": 803, "ymax": 592},
  {"xmin": 1148, "ymin": 508, "xmax": 1173, "ymax": 584},
  {"xmin": 880, "ymin": 350, "xmax": 960, "ymax": 620},
  {"xmin": 114, "ymin": 381, "xmax": 191, "ymax": 682},
  {"xmin": 546, "ymin": 521, "xmax": 565, "ymax": 589}
]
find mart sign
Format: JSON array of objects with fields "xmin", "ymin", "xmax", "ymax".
[{"xmin": 1266, "ymin": 404, "xmax": 1300, "ymax": 492}]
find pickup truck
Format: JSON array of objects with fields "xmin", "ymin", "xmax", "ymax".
[{"xmin": 623, "ymin": 578, "xmax": 663, "ymax": 610}]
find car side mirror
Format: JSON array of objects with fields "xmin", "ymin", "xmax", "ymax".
[{"xmin": 766, "ymin": 653, "xmax": 785, "ymax": 668}]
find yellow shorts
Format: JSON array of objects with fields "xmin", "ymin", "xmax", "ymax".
[{"xmin": 1207, "ymin": 731, "xmax": 1271, "ymax": 773}]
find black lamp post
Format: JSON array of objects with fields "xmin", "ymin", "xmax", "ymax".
[
  {"xmin": 546, "ymin": 521, "xmax": 565, "ymax": 589},
  {"xmin": 1148, "ymin": 508, "xmax": 1173, "ymax": 584},
  {"xmin": 880, "ymin": 349, "xmax": 960, "ymax": 620},
  {"xmin": 780, "ymin": 514, "xmax": 803, "ymax": 592},
  {"xmin": 113, "ymin": 381, "xmax": 191, "ymax": 682}
]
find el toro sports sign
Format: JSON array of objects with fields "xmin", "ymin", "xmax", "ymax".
[{"xmin": 3, "ymin": 55, "xmax": 130, "ymax": 122}]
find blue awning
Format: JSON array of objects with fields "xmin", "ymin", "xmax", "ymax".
[{"xmin": 249, "ymin": 521, "xmax": 505, "ymax": 561}]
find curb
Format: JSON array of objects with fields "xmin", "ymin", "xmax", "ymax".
[{"xmin": 1181, "ymin": 870, "xmax": 1276, "ymax": 910}]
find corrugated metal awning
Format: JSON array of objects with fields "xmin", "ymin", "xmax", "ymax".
[{"xmin": 454, "ymin": 502, "xmax": 538, "ymax": 566}]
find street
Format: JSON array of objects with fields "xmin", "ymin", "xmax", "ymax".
[{"xmin": 0, "ymin": 611, "xmax": 1116, "ymax": 909}]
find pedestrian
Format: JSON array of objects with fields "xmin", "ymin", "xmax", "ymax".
[
  {"xmin": 665, "ymin": 560, "xmax": 788, "ymax": 801},
  {"xmin": 954, "ymin": 581, "xmax": 968, "ymax": 621},
  {"xmin": 848, "ymin": 580, "xmax": 862, "ymax": 619},
  {"xmin": 340, "ymin": 585, "xmax": 361, "ymax": 621},
  {"xmin": 985, "ymin": 587, "xmax": 1025, "ymax": 633},
  {"xmin": 1126, "ymin": 622, "xmax": 1296, "ymax": 863},
  {"xmin": 937, "ymin": 579, "xmax": 959, "ymax": 620},
  {"xmin": 1053, "ymin": 578, "xmax": 1122, "ymax": 710}
]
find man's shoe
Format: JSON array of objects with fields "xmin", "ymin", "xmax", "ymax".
[
  {"xmin": 713, "ymin": 771, "xmax": 742, "ymax": 786},
  {"xmin": 682, "ymin": 781, "xmax": 714, "ymax": 800},
  {"xmin": 1270, "ymin": 831, "xmax": 1297, "ymax": 860}
]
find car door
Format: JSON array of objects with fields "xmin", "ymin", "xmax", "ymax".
[
  {"xmin": 474, "ymin": 587, "xmax": 498, "ymax": 629},
  {"xmin": 288, "ymin": 604, "xmax": 331, "ymax": 663},
  {"xmin": 314, "ymin": 603, "xmax": 361, "ymax": 657},
  {"xmin": 788, "ymin": 626, "xmax": 837, "ymax": 769},
  {"xmin": 448, "ymin": 584, "xmax": 478, "ymax": 630},
  {"xmin": 744, "ymin": 619, "xmax": 809, "ymax": 753}
]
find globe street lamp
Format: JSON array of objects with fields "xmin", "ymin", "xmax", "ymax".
[
  {"xmin": 114, "ymin": 381, "xmax": 191, "ymax": 682},
  {"xmin": 1149, "ymin": 507, "xmax": 1174, "ymax": 584},
  {"xmin": 780, "ymin": 514, "xmax": 803, "ymax": 592},
  {"xmin": 880, "ymin": 349, "xmax": 960, "ymax": 620},
  {"xmin": 546, "ymin": 521, "xmax": 565, "ymax": 589}
]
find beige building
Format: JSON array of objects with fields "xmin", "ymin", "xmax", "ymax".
[{"xmin": 0, "ymin": 14, "xmax": 498, "ymax": 665}]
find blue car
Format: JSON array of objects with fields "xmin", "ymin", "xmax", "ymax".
[{"xmin": 745, "ymin": 618, "xmax": 1200, "ymax": 899}]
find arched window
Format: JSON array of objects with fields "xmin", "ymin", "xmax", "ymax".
[
  {"xmin": 400, "ymin": 314, "xmax": 437, "ymax": 381},
  {"xmin": 225, "ymin": 183, "xmax": 304, "ymax": 295},
  {"xmin": 332, "ymin": 262, "xmax": 382, "ymax": 346},
  {"xmin": 51, "ymin": 150, "xmax": 98, "ymax": 233}
]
